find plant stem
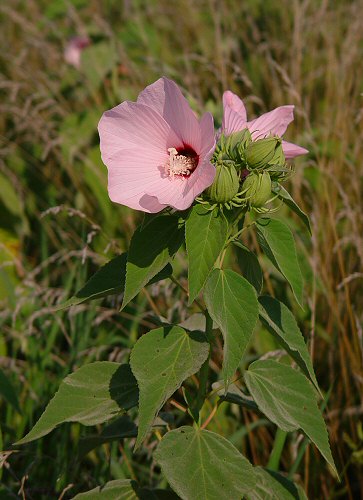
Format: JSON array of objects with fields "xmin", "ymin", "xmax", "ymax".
[
  {"xmin": 192, "ymin": 311, "xmax": 213, "ymax": 423},
  {"xmin": 204, "ymin": 309, "xmax": 213, "ymax": 343},
  {"xmin": 267, "ymin": 428, "xmax": 287, "ymax": 471},
  {"xmin": 170, "ymin": 275, "xmax": 205, "ymax": 312},
  {"xmin": 288, "ymin": 436, "xmax": 309, "ymax": 478},
  {"xmin": 201, "ymin": 404, "xmax": 218, "ymax": 429},
  {"xmin": 226, "ymin": 220, "xmax": 256, "ymax": 245}
]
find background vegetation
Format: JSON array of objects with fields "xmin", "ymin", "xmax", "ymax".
[{"xmin": 0, "ymin": 0, "xmax": 362, "ymax": 498}]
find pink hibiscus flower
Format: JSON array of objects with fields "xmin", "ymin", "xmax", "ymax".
[
  {"xmin": 98, "ymin": 77, "xmax": 216, "ymax": 213},
  {"xmin": 64, "ymin": 36, "xmax": 90, "ymax": 69},
  {"xmin": 222, "ymin": 91, "xmax": 308, "ymax": 159}
]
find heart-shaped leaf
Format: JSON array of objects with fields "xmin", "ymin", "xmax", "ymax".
[
  {"xmin": 204, "ymin": 268, "xmax": 259, "ymax": 385},
  {"xmin": 155, "ymin": 426, "xmax": 256, "ymax": 500},
  {"xmin": 234, "ymin": 241, "xmax": 263, "ymax": 294},
  {"xmin": 130, "ymin": 326, "xmax": 209, "ymax": 449},
  {"xmin": 55, "ymin": 253, "xmax": 172, "ymax": 310},
  {"xmin": 17, "ymin": 363, "xmax": 138, "ymax": 445},
  {"xmin": 123, "ymin": 216, "xmax": 184, "ymax": 309},
  {"xmin": 272, "ymin": 184, "xmax": 311, "ymax": 234},
  {"xmin": 72, "ymin": 479, "xmax": 137, "ymax": 499},
  {"xmin": 246, "ymin": 467, "xmax": 307, "ymax": 500},
  {"xmin": 186, "ymin": 204, "xmax": 228, "ymax": 304},
  {"xmin": 78, "ymin": 415, "xmax": 137, "ymax": 458},
  {"xmin": 258, "ymin": 295, "xmax": 320, "ymax": 393},
  {"xmin": 72, "ymin": 480, "xmax": 179, "ymax": 500},
  {"xmin": 256, "ymin": 218, "xmax": 303, "ymax": 306},
  {"xmin": 244, "ymin": 359, "xmax": 336, "ymax": 474}
]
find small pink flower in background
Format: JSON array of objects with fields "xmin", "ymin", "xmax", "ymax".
[
  {"xmin": 64, "ymin": 36, "xmax": 90, "ymax": 69},
  {"xmin": 98, "ymin": 77, "xmax": 216, "ymax": 213},
  {"xmin": 222, "ymin": 90, "xmax": 308, "ymax": 158}
]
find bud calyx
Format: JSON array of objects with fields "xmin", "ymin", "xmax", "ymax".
[
  {"xmin": 204, "ymin": 129, "xmax": 288, "ymax": 211},
  {"xmin": 242, "ymin": 171, "xmax": 272, "ymax": 207},
  {"xmin": 206, "ymin": 163, "xmax": 239, "ymax": 203},
  {"xmin": 244, "ymin": 137, "xmax": 281, "ymax": 170}
]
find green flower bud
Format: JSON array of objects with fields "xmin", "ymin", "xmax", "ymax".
[
  {"xmin": 243, "ymin": 171, "xmax": 272, "ymax": 207},
  {"xmin": 206, "ymin": 164, "xmax": 240, "ymax": 203},
  {"xmin": 269, "ymin": 143, "xmax": 286, "ymax": 165},
  {"xmin": 244, "ymin": 137, "xmax": 281, "ymax": 169},
  {"xmin": 228, "ymin": 129, "xmax": 252, "ymax": 151}
]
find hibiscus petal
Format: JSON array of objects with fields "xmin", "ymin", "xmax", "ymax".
[
  {"xmin": 98, "ymin": 101, "xmax": 182, "ymax": 160},
  {"xmin": 184, "ymin": 159, "xmax": 215, "ymax": 205},
  {"xmin": 137, "ymin": 77, "xmax": 202, "ymax": 153},
  {"xmin": 144, "ymin": 111, "xmax": 215, "ymax": 210},
  {"xmin": 99, "ymin": 78, "xmax": 216, "ymax": 213},
  {"xmin": 199, "ymin": 112, "xmax": 216, "ymax": 156},
  {"xmin": 138, "ymin": 195, "xmax": 167, "ymax": 213},
  {"xmin": 222, "ymin": 107, "xmax": 248, "ymax": 136},
  {"xmin": 136, "ymin": 78, "xmax": 166, "ymax": 115},
  {"xmin": 145, "ymin": 156, "xmax": 215, "ymax": 211},
  {"xmin": 247, "ymin": 105, "xmax": 295, "ymax": 139},
  {"xmin": 222, "ymin": 90, "xmax": 248, "ymax": 136},
  {"xmin": 282, "ymin": 140, "xmax": 309, "ymax": 159},
  {"xmin": 223, "ymin": 90, "xmax": 247, "ymax": 120},
  {"xmin": 106, "ymin": 148, "xmax": 168, "ymax": 213}
]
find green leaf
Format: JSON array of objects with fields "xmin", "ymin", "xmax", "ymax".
[
  {"xmin": 72, "ymin": 481, "xmax": 179, "ymax": 500},
  {"xmin": 155, "ymin": 426, "xmax": 256, "ymax": 500},
  {"xmin": 55, "ymin": 254, "xmax": 172, "ymax": 310},
  {"xmin": 75, "ymin": 254, "xmax": 127, "ymax": 303},
  {"xmin": 141, "ymin": 210, "xmax": 170, "ymax": 230},
  {"xmin": 137, "ymin": 489, "xmax": 180, "ymax": 500},
  {"xmin": 130, "ymin": 326, "xmax": 209, "ymax": 449},
  {"xmin": 78, "ymin": 415, "xmax": 137, "ymax": 458},
  {"xmin": 233, "ymin": 241, "xmax": 263, "ymax": 294},
  {"xmin": 81, "ymin": 42, "xmax": 118, "ymax": 91},
  {"xmin": 179, "ymin": 313, "xmax": 206, "ymax": 332},
  {"xmin": 212, "ymin": 381, "xmax": 259, "ymax": 412},
  {"xmin": 72, "ymin": 479, "xmax": 137, "ymax": 499},
  {"xmin": 185, "ymin": 205, "xmax": 228, "ymax": 304},
  {"xmin": 78, "ymin": 415, "xmax": 171, "ymax": 458},
  {"xmin": 244, "ymin": 359, "xmax": 337, "ymax": 474},
  {"xmin": 256, "ymin": 218, "xmax": 304, "ymax": 306},
  {"xmin": 258, "ymin": 295, "xmax": 320, "ymax": 393},
  {"xmin": 16, "ymin": 363, "xmax": 138, "ymax": 445},
  {"xmin": 0, "ymin": 172, "xmax": 23, "ymax": 217},
  {"xmin": 246, "ymin": 467, "xmax": 306, "ymax": 500},
  {"xmin": 204, "ymin": 269, "xmax": 259, "ymax": 385},
  {"xmin": 0, "ymin": 367, "xmax": 20, "ymax": 413},
  {"xmin": 272, "ymin": 184, "xmax": 311, "ymax": 234},
  {"xmin": 123, "ymin": 216, "xmax": 184, "ymax": 309}
]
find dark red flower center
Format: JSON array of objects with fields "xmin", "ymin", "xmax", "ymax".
[{"xmin": 167, "ymin": 145, "xmax": 199, "ymax": 178}]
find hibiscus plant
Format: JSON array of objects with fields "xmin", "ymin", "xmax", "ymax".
[{"xmin": 16, "ymin": 78, "xmax": 337, "ymax": 499}]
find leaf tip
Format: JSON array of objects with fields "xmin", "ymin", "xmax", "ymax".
[
  {"xmin": 13, "ymin": 434, "xmax": 30, "ymax": 446},
  {"xmin": 187, "ymin": 293, "xmax": 195, "ymax": 307},
  {"xmin": 133, "ymin": 433, "xmax": 144, "ymax": 453}
]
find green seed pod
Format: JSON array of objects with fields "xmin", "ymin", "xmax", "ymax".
[
  {"xmin": 206, "ymin": 164, "xmax": 240, "ymax": 203},
  {"xmin": 243, "ymin": 171, "xmax": 272, "ymax": 207},
  {"xmin": 244, "ymin": 137, "xmax": 280, "ymax": 169}
]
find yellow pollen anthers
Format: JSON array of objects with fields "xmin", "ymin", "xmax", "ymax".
[{"xmin": 166, "ymin": 147, "xmax": 197, "ymax": 178}]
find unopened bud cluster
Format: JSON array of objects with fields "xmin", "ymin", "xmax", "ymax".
[{"xmin": 205, "ymin": 128, "xmax": 290, "ymax": 210}]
